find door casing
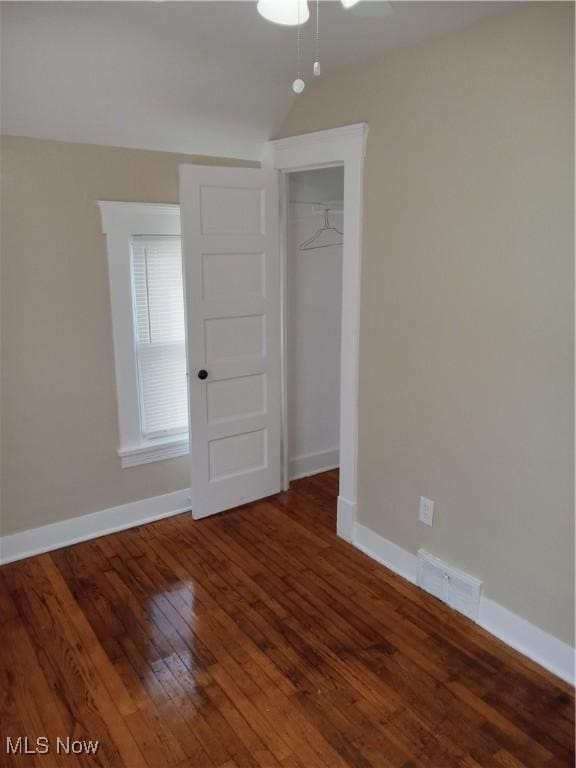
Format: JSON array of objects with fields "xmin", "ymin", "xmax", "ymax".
[{"xmin": 265, "ymin": 123, "xmax": 368, "ymax": 542}]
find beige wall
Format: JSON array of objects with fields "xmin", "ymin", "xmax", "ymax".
[
  {"xmin": 280, "ymin": 3, "xmax": 574, "ymax": 645},
  {"xmin": 0, "ymin": 136, "xmax": 252, "ymax": 536}
]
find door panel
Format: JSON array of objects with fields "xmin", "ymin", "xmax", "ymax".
[
  {"xmin": 207, "ymin": 374, "xmax": 267, "ymax": 424},
  {"xmin": 201, "ymin": 251, "xmax": 265, "ymax": 299},
  {"xmin": 180, "ymin": 165, "xmax": 281, "ymax": 519},
  {"xmin": 199, "ymin": 185, "xmax": 264, "ymax": 235},
  {"xmin": 204, "ymin": 314, "xmax": 266, "ymax": 363},
  {"xmin": 209, "ymin": 429, "xmax": 267, "ymax": 481}
]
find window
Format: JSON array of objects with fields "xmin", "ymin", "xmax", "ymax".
[
  {"xmin": 131, "ymin": 236, "xmax": 188, "ymax": 439},
  {"xmin": 98, "ymin": 202, "xmax": 189, "ymax": 467}
]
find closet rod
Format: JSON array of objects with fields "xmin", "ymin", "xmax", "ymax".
[{"xmin": 290, "ymin": 200, "xmax": 343, "ymax": 206}]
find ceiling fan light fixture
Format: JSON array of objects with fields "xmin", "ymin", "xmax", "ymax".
[{"xmin": 257, "ymin": 0, "xmax": 310, "ymax": 26}]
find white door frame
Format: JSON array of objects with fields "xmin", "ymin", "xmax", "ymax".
[{"xmin": 265, "ymin": 123, "xmax": 368, "ymax": 542}]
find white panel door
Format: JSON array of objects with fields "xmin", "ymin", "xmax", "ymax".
[{"xmin": 180, "ymin": 165, "xmax": 281, "ymax": 519}]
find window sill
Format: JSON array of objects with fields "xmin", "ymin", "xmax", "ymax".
[{"xmin": 118, "ymin": 436, "xmax": 190, "ymax": 468}]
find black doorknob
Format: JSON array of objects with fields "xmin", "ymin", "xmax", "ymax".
[{"xmin": 198, "ymin": 369, "xmax": 208, "ymax": 380}]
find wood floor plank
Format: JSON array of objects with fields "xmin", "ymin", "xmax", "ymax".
[
  {"xmin": 0, "ymin": 471, "xmax": 573, "ymax": 767},
  {"xmin": 1, "ymin": 558, "xmax": 148, "ymax": 768}
]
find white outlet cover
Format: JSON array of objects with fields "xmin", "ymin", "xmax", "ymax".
[{"xmin": 419, "ymin": 496, "xmax": 434, "ymax": 526}]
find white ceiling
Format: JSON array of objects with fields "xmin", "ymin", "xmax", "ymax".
[{"xmin": 1, "ymin": 1, "xmax": 515, "ymax": 160}]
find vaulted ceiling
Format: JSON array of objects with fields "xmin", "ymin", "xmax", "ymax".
[{"xmin": 1, "ymin": 1, "xmax": 514, "ymax": 159}]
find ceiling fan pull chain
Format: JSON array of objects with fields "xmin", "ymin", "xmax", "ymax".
[
  {"xmin": 313, "ymin": 0, "xmax": 321, "ymax": 76},
  {"xmin": 292, "ymin": 0, "xmax": 306, "ymax": 93}
]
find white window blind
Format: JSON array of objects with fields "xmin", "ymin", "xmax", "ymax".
[{"xmin": 130, "ymin": 235, "xmax": 188, "ymax": 439}]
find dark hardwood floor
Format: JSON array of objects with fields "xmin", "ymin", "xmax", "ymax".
[{"xmin": 0, "ymin": 470, "xmax": 574, "ymax": 767}]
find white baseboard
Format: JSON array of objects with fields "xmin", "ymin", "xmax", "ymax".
[
  {"xmin": 337, "ymin": 496, "xmax": 356, "ymax": 543},
  {"xmin": 355, "ymin": 523, "xmax": 418, "ymax": 584},
  {"xmin": 289, "ymin": 448, "xmax": 339, "ymax": 481},
  {"xmin": 0, "ymin": 488, "xmax": 192, "ymax": 565},
  {"xmin": 353, "ymin": 522, "xmax": 575, "ymax": 686},
  {"xmin": 478, "ymin": 597, "xmax": 575, "ymax": 686}
]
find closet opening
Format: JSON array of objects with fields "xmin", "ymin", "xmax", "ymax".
[{"xmin": 282, "ymin": 166, "xmax": 344, "ymax": 525}]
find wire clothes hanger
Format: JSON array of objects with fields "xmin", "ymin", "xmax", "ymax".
[{"xmin": 298, "ymin": 207, "xmax": 343, "ymax": 251}]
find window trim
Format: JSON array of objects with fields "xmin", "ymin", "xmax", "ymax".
[{"xmin": 98, "ymin": 201, "xmax": 190, "ymax": 468}]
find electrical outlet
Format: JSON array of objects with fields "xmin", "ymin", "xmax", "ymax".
[{"xmin": 419, "ymin": 496, "xmax": 434, "ymax": 526}]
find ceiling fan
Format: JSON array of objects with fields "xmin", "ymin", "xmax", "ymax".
[
  {"xmin": 257, "ymin": 0, "xmax": 393, "ymax": 25},
  {"xmin": 256, "ymin": 0, "xmax": 394, "ymax": 92},
  {"xmin": 258, "ymin": 0, "xmax": 358, "ymax": 26}
]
